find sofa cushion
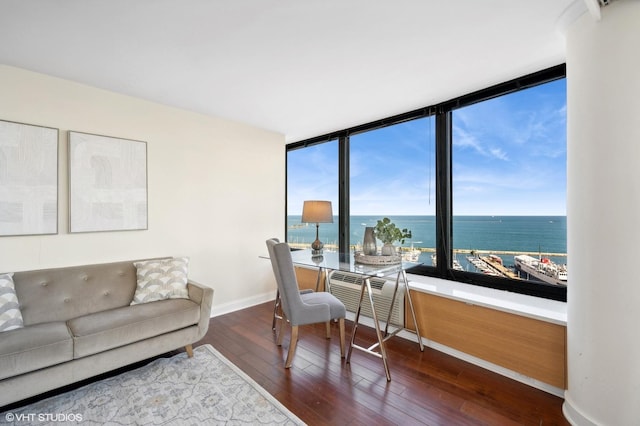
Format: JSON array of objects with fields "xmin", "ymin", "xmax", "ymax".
[
  {"xmin": 13, "ymin": 260, "xmax": 140, "ymax": 326},
  {"xmin": 68, "ymin": 298, "xmax": 200, "ymax": 358},
  {"xmin": 0, "ymin": 273, "xmax": 24, "ymax": 332},
  {"xmin": 130, "ymin": 257, "xmax": 189, "ymax": 305},
  {"xmin": 0, "ymin": 322, "xmax": 74, "ymax": 380}
]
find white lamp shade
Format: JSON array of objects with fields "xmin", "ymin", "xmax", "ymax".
[{"xmin": 301, "ymin": 200, "xmax": 333, "ymax": 223}]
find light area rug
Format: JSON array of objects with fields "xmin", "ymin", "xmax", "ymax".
[{"xmin": 2, "ymin": 344, "xmax": 305, "ymax": 425}]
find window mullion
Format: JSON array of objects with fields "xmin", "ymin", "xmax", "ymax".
[
  {"xmin": 338, "ymin": 135, "xmax": 350, "ymax": 254},
  {"xmin": 435, "ymin": 109, "xmax": 452, "ymax": 276}
]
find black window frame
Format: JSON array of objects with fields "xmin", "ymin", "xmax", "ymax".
[{"xmin": 286, "ymin": 64, "xmax": 567, "ymax": 302}]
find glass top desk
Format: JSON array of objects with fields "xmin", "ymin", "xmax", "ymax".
[{"xmin": 289, "ymin": 249, "xmax": 424, "ymax": 381}]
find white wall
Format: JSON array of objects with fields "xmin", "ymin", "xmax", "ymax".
[
  {"xmin": 0, "ymin": 65, "xmax": 284, "ymax": 315},
  {"xmin": 564, "ymin": 1, "xmax": 640, "ymax": 424}
]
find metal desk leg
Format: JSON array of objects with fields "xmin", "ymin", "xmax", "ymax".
[
  {"xmin": 346, "ymin": 276, "xmax": 392, "ymax": 382},
  {"xmin": 383, "ymin": 272, "xmax": 402, "ymax": 337},
  {"xmin": 315, "ymin": 267, "xmax": 323, "ymax": 292},
  {"xmin": 366, "ymin": 276, "xmax": 392, "ymax": 381},
  {"xmin": 380, "ymin": 271, "xmax": 423, "ymax": 352},
  {"xmin": 402, "ymin": 269, "xmax": 424, "ymax": 351},
  {"xmin": 315, "ymin": 266, "xmax": 334, "ymax": 293},
  {"xmin": 324, "ymin": 267, "xmax": 331, "ymax": 292},
  {"xmin": 346, "ymin": 292, "xmax": 364, "ymax": 364},
  {"xmin": 346, "ymin": 278, "xmax": 366, "ymax": 364}
]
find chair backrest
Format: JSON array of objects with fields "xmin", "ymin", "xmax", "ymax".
[
  {"xmin": 266, "ymin": 237, "xmax": 280, "ymax": 281},
  {"xmin": 266, "ymin": 239, "xmax": 305, "ymax": 323}
]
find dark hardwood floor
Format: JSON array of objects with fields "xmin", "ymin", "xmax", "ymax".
[
  {"xmin": 200, "ymin": 301, "xmax": 569, "ymax": 426},
  {"xmin": 4, "ymin": 301, "xmax": 568, "ymax": 425}
]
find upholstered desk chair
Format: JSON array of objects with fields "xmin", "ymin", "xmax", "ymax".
[
  {"xmin": 266, "ymin": 239, "xmax": 346, "ymax": 368},
  {"xmin": 267, "ymin": 238, "xmax": 314, "ymax": 334}
]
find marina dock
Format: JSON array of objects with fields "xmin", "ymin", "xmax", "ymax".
[{"xmin": 289, "ymin": 242, "xmax": 567, "ymax": 259}]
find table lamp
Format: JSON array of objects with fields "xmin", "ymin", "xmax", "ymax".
[{"xmin": 301, "ymin": 200, "xmax": 333, "ymax": 256}]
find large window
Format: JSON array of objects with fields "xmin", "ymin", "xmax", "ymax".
[
  {"xmin": 286, "ymin": 139, "xmax": 338, "ymax": 249},
  {"xmin": 286, "ymin": 65, "xmax": 567, "ymax": 301},
  {"xmin": 349, "ymin": 117, "xmax": 435, "ymax": 262},
  {"xmin": 452, "ymin": 79, "xmax": 567, "ymax": 287}
]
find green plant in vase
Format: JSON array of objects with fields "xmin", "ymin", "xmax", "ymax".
[{"xmin": 373, "ymin": 217, "xmax": 412, "ymax": 256}]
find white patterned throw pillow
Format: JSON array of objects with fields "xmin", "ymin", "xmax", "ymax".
[
  {"xmin": 0, "ymin": 273, "xmax": 24, "ymax": 332},
  {"xmin": 130, "ymin": 258, "xmax": 190, "ymax": 305}
]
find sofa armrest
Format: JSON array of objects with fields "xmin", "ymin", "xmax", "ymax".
[{"xmin": 187, "ymin": 280, "xmax": 214, "ymax": 340}]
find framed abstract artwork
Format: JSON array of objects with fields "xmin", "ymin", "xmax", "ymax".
[
  {"xmin": 68, "ymin": 131, "xmax": 148, "ymax": 233},
  {"xmin": 0, "ymin": 119, "xmax": 59, "ymax": 236}
]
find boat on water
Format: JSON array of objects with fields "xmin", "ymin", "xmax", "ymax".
[
  {"xmin": 514, "ymin": 254, "xmax": 567, "ymax": 286},
  {"xmin": 401, "ymin": 242, "xmax": 422, "ymax": 262},
  {"xmin": 431, "ymin": 254, "xmax": 464, "ymax": 271},
  {"xmin": 402, "ymin": 248, "xmax": 421, "ymax": 262},
  {"xmin": 288, "ymin": 223, "xmax": 309, "ymax": 229}
]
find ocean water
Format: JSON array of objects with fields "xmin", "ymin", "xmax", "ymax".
[{"xmin": 287, "ymin": 215, "xmax": 567, "ymax": 269}]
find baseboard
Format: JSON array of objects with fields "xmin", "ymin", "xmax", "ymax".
[
  {"xmin": 562, "ymin": 393, "xmax": 598, "ymax": 426},
  {"xmin": 210, "ymin": 291, "xmax": 274, "ymax": 317}
]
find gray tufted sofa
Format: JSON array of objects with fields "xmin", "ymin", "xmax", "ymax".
[{"xmin": 0, "ymin": 259, "xmax": 214, "ymax": 407}]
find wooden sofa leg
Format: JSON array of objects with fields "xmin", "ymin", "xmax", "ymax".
[{"xmin": 185, "ymin": 344, "xmax": 194, "ymax": 358}]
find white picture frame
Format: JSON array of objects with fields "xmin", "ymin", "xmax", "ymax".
[
  {"xmin": 69, "ymin": 131, "xmax": 148, "ymax": 233},
  {"xmin": 0, "ymin": 119, "xmax": 59, "ymax": 236}
]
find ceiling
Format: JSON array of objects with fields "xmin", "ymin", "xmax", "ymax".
[{"xmin": 0, "ymin": 0, "xmax": 585, "ymax": 142}]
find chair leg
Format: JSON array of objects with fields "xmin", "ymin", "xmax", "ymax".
[
  {"xmin": 272, "ymin": 290, "xmax": 281, "ymax": 331},
  {"xmin": 338, "ymin": 318, "xmax": 345, "ymax": 358},
  {"xmin": 325, "ymin": 321, "xmax": 331, "ymax": 338},
  {"xmin": 185, "ymin": 344, "xmax": 194, "ymax": 358},
  {"xmin": 277, "ymin": 314, "xmax": 286, "ymax": 346},
  {"xmin": 285, "ymin": 325, "xmax": 299, "ymax": 368}
]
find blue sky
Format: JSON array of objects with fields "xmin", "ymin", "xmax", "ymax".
[
  {"xmin": 452, "ymin": 79, "xmax": 567, "ymax": 215},
  {"xmin": 288, "ymin": 78, "xmax": 567, "ymax": 216}
]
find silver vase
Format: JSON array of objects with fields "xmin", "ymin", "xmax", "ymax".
[{"xmin": 363, "ymin": 227, "xmax": 377, "ymax": 255}]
